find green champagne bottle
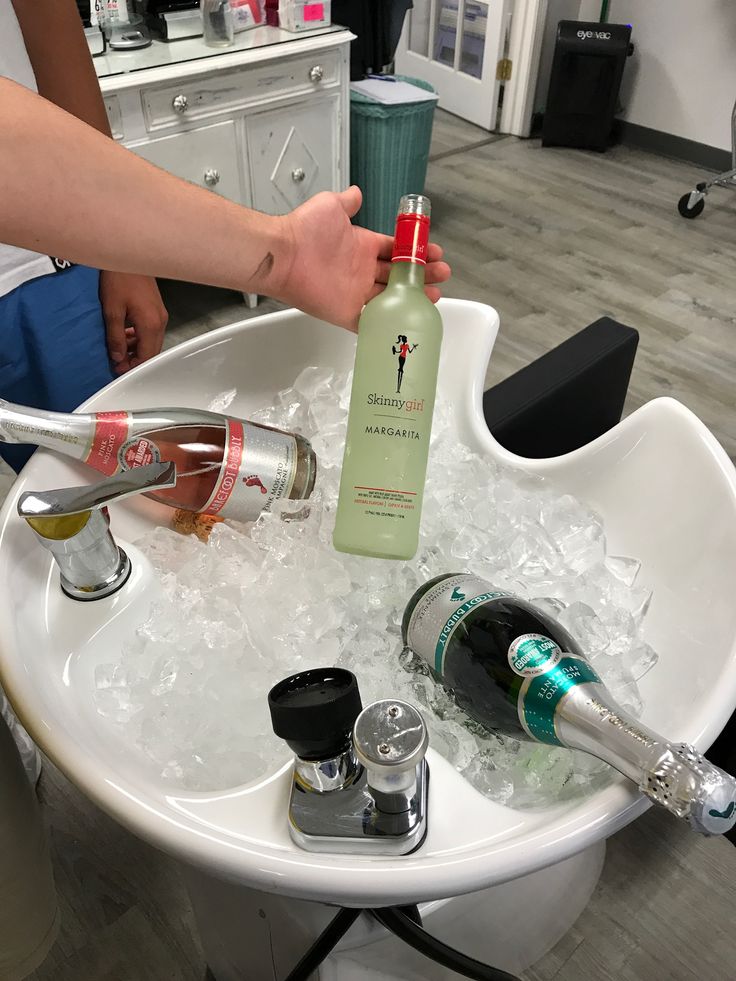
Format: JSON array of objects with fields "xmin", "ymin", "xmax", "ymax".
[
  {"xmin": 402, "ymin": 573, "xmax": 736, "ymax": 836},
  {"xmin": 333, "ymin": 194, "xmax": 443, "ymax": 560}
]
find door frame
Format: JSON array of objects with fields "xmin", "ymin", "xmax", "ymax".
[{"xmin": 499, "ymin": 0, "xmax": 548, "ymax": 136}]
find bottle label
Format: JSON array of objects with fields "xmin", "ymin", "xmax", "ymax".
[
  {"xmin": 87, "ymin": 411, "xmax": 132, "ymax": 475},
  {"xmin": 335, "ymin": 312, "xmax": 441, "ymax": 541},
  {"xmin": 405, "ymin": 574, "xmax": 508, "ymax": 673},
  {"xmin": 391, "ymin": 214, "xmax": 430, "ymax": 264},
  {"xmin": 513, "ymin": 640, "xmax": 602, "ymax": 746},
  {"xmin": 201, "ymin": 420, "xmax": 298, "ymax": 520},
  {"xmin": 508, "ymin": 634, "xmax": 562, "ymax": 677},
  {"xmin": 86, "ymin": 412, "xmax": 165, "ymax": 475},
  {"xmin": 86, "ymin": 414, "xmax": 298, "ymax": 521}
]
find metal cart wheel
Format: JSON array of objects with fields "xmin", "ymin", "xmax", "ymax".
[
  {"xmin": 678, "ymin": 191, "xmax": 706, "ymax": 219},
  {"xmin": 675, "ymin": 98, "xmax": 736, "ymax": 218}
]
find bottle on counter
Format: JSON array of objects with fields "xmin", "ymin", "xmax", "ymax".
[
  {"xmin": 333, "ymin": 194, "xmax": 443, "ymax": 561},
  {"xmin": 402, "ymin": 572, "xmax": 736, "ymax": 836},
  {"xmin": 201, "ymin": 0, "xmax": 234, "ymax": 46},
  {"xmin": 0, "ymin": 401, "xmax": 316, "ymax": 524}
]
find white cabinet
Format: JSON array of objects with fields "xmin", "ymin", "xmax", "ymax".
[
  {"xmin": 246, "ymin": 94, "xmax": 339, "ymax": 213},
  {"xmin": 96, "ymin": 28, "xmax": 351, "ymax": 303},
  {"xmin": 138, "ymin": 48, "xmax": 342, "ymax": 132},
  {"xmin": 130, "ymin": 120, "xmax": 244, "ymax": 203}
]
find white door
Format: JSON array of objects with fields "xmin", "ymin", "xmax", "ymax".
[{"xmin": 395, "ymin": 0, "xmax": 511, "ymax": 130}]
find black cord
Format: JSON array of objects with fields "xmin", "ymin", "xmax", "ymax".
[
  {"xmin": 397, "ymin": 904, "xmax": 423, "ymax": 927},
  {"xmin": 283, "ymin": 906, "xmax": 362, "ymax": 981},
  {"xmin": 372, "ymin": 906, "xmax": 521, "ymax": 981}
]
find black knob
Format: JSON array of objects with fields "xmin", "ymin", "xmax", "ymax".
[{"xmin": 268, "ymin": 668, "xmax": 363, "ymax": 761}]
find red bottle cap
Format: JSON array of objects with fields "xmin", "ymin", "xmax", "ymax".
[{"xmin": 391, "ymin": 194, "xmax": 431, "ymax": 265}]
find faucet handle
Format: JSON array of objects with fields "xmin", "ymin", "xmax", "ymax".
[
  {"xmin": 17, "ymin": 461, "xmax": 177, "ymax": 521},
  {"xmin": 353, "ymin": 700, "xmax": 429, "ymax": 813},
  {"xmin": 17, "ymin": 462, "xmax": 177, "ymax": 602}
]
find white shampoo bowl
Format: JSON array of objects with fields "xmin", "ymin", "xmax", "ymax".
[{"xmin": 1, "ymin": 300, "xmax": 735, "ymax": 979}]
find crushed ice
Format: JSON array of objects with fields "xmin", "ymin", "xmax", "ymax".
[{"xmin": 93, "ymin": 368, "xmax": 658, "ymax": 805}]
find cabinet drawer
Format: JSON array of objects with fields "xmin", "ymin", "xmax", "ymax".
[
  {"xmin": 129, "ymin": 120, "xmax": 242, "ymax": 203},
  {"xmin": 104, "ymin": 94, "xmax": 124, "ymax": 141},
  {"xmin": 141, "ymin": 49, "xmax": 340, "ymax": 132},
  {"xmin": 246, "ymin": 96, "xmax": 338, "ymax": 214}
]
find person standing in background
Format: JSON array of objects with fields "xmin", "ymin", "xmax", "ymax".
[
  {"xmin": 0, "ymin": 0, "xmax": 169, "ymax": 474},
  {"xmin": 0, "ymin": 8, "xmax": 148, "ymax": 973}
]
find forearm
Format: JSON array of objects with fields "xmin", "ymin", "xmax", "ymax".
[
  {"xmin": 0, "ymin": 80, "xmax": 292, "ymax": 296},
  {"xmin": 12, "ymin": 0, "xmax": 112, "ymax": 136}
]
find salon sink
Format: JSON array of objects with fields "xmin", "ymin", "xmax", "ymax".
[{"xmin": 1, "ymin": 300, "xmax": 735, "ymax": 979}]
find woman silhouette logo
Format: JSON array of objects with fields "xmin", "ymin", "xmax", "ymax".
[{"xmin": 391, "ymin": 335, "xmax": 418, "ymax": 393}]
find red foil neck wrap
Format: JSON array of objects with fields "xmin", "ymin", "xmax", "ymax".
[{"xmin": 391, "ymin": 213, "xmax": 430, "ymax": 265}]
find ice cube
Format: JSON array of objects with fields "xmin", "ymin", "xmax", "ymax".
[
  {"xmin": 605, "ymin": 555, "xmax": 642, "ymax": 587},
  {"xmin": 292, "ymin": 366, "xmax": 336, "ymax": 401},
  {"xmin": 623, "ymin": 641, "xmax": 659, "ymax": 681},
  {"xmin": 505, "ymin": 519, "xmax": 562, "ymax": 580},
  {"xmin": 558, "ymin": 601, "xmax": 611, "ymax": 655},
  {"xmin": 207, "ymin": 388, "xmax": 237, "ymax": 414}
]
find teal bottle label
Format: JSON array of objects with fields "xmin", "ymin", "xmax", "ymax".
[
  {"xmin": 513, "ymin": 644, "xmax": 602, "ymax": 746},
  {"xmin": 508, "ymin": 633, "xmax": 563, "ymax": 677},
  {"xmin": 407, "ymin": 583, "xmax": 605, "ymax": 748},
  {"xmin": 405, "ymin": 574, "xmax": 508, "ymax": 673}
]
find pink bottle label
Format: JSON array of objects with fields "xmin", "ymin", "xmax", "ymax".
[
  {"xmin": 88, "ymin": 412, "xmax": 132, "ymax": 476},
  {"xmin": 303, "ymin": 3, "xmax": 325, "ymax": 21},
  {"xmin": 87, "ymin": 414, "xmax": 298, "ymax": 522},
  {"xmin": 201, "ymin": 420, "xmax": 299, "ymax": 521}
]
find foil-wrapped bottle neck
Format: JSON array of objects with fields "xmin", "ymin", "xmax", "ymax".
[{"xmin": 639, "ymin": 741, "xmax": 736, "ymax": 835}]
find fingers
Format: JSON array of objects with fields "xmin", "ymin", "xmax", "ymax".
[
  {"xmin": 130, "ymin": 306, "xmax": 168, "ymax": 367},
  {"xmin": 425, "ymin": 260, "xmax": 451, "ymax": 285},
  {"xmin": 112, "ymin": 327, "xmax": 136, "ymax": 375},
  {"xmin": 375, "ymin": 232, "xmax": 396, "ymax": 260},
  {"xmin": 375, "ymin": 259, "xmax": 392, "ymax": 284},
  {"xmin": 338, "ymin": 185, "xmax": 363, "ymax": 220},
  {"xmin": 103, "ymin": 304, "xmax": 128, "ymax": 367},
  {"xmin": 374, "ymin": 237, "xmax": 446, "ymax": 270},
  {"xmin": 374, "ymin": 258, "xmax": 451, "ymax": 287}
]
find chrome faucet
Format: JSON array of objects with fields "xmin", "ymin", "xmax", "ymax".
[
  {"xmin": 269, "ymin": 669, "xmax": 430, "ymax": 856},
  {"xmin": 17, "ymin": 462, "xmax": 177, "ymax": 601}
]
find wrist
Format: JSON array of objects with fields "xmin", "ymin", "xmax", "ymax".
[{"xmin": 240, "ymin": 212, "xmax": 297, "ymax": 302}]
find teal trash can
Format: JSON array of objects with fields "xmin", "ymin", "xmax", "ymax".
[{"xmin": 350, "ymin": 76, "xmax": 438, "ymax": 235}]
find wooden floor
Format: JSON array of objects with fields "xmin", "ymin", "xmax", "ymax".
[{"xmin": 6, "ymin": 110, "xmax": 736, "ymax": 979}]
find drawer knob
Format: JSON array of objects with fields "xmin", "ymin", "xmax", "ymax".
[
  {"xmin": 292, "ymin": 168, "xmax": 306, "ymax": 183},
  {"xmin": 172, "ymin": 94, "xmax": 189, "ymax": 113},
  {"xmin": 204, "ymin": 168, "xmax": 221, "ymax": 186},
  {"xmin": 309, "ymin": 65, "xmax": 324, "ymax": 83}
]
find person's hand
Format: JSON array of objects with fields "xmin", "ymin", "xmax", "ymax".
[
  {"xmin": 277, "ymin": 186, "xmax": 451, "ymax": 330},
  {"xmin": 99, "ymin": 271, "xmax": 168, "ymax": 374}
]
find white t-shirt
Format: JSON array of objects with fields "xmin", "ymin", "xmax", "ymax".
[{"xmin": 0, "ymin": 0, "xmax": 55, "ymax": 299}]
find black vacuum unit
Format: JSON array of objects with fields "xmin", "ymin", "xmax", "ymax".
[{"xmin": 543, "ymin": 20, "xmax": 633, "ymax": 152}]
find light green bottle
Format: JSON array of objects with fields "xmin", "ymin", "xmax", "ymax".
[{"xmin": 333, "ymin": 194, "xmax": 443, "ymax": 560}]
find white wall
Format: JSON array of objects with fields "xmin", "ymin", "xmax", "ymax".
[
  {"xmin": 534, "ymin": 0, "xmax": 736, "ymax": 151},
  {"xmin": 533, "ymin": 0, "xmax": 600, "ymax": 112},
  {"xmin": 613, "ymin": 0, "xmax": 736, "ymax": 151}
]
